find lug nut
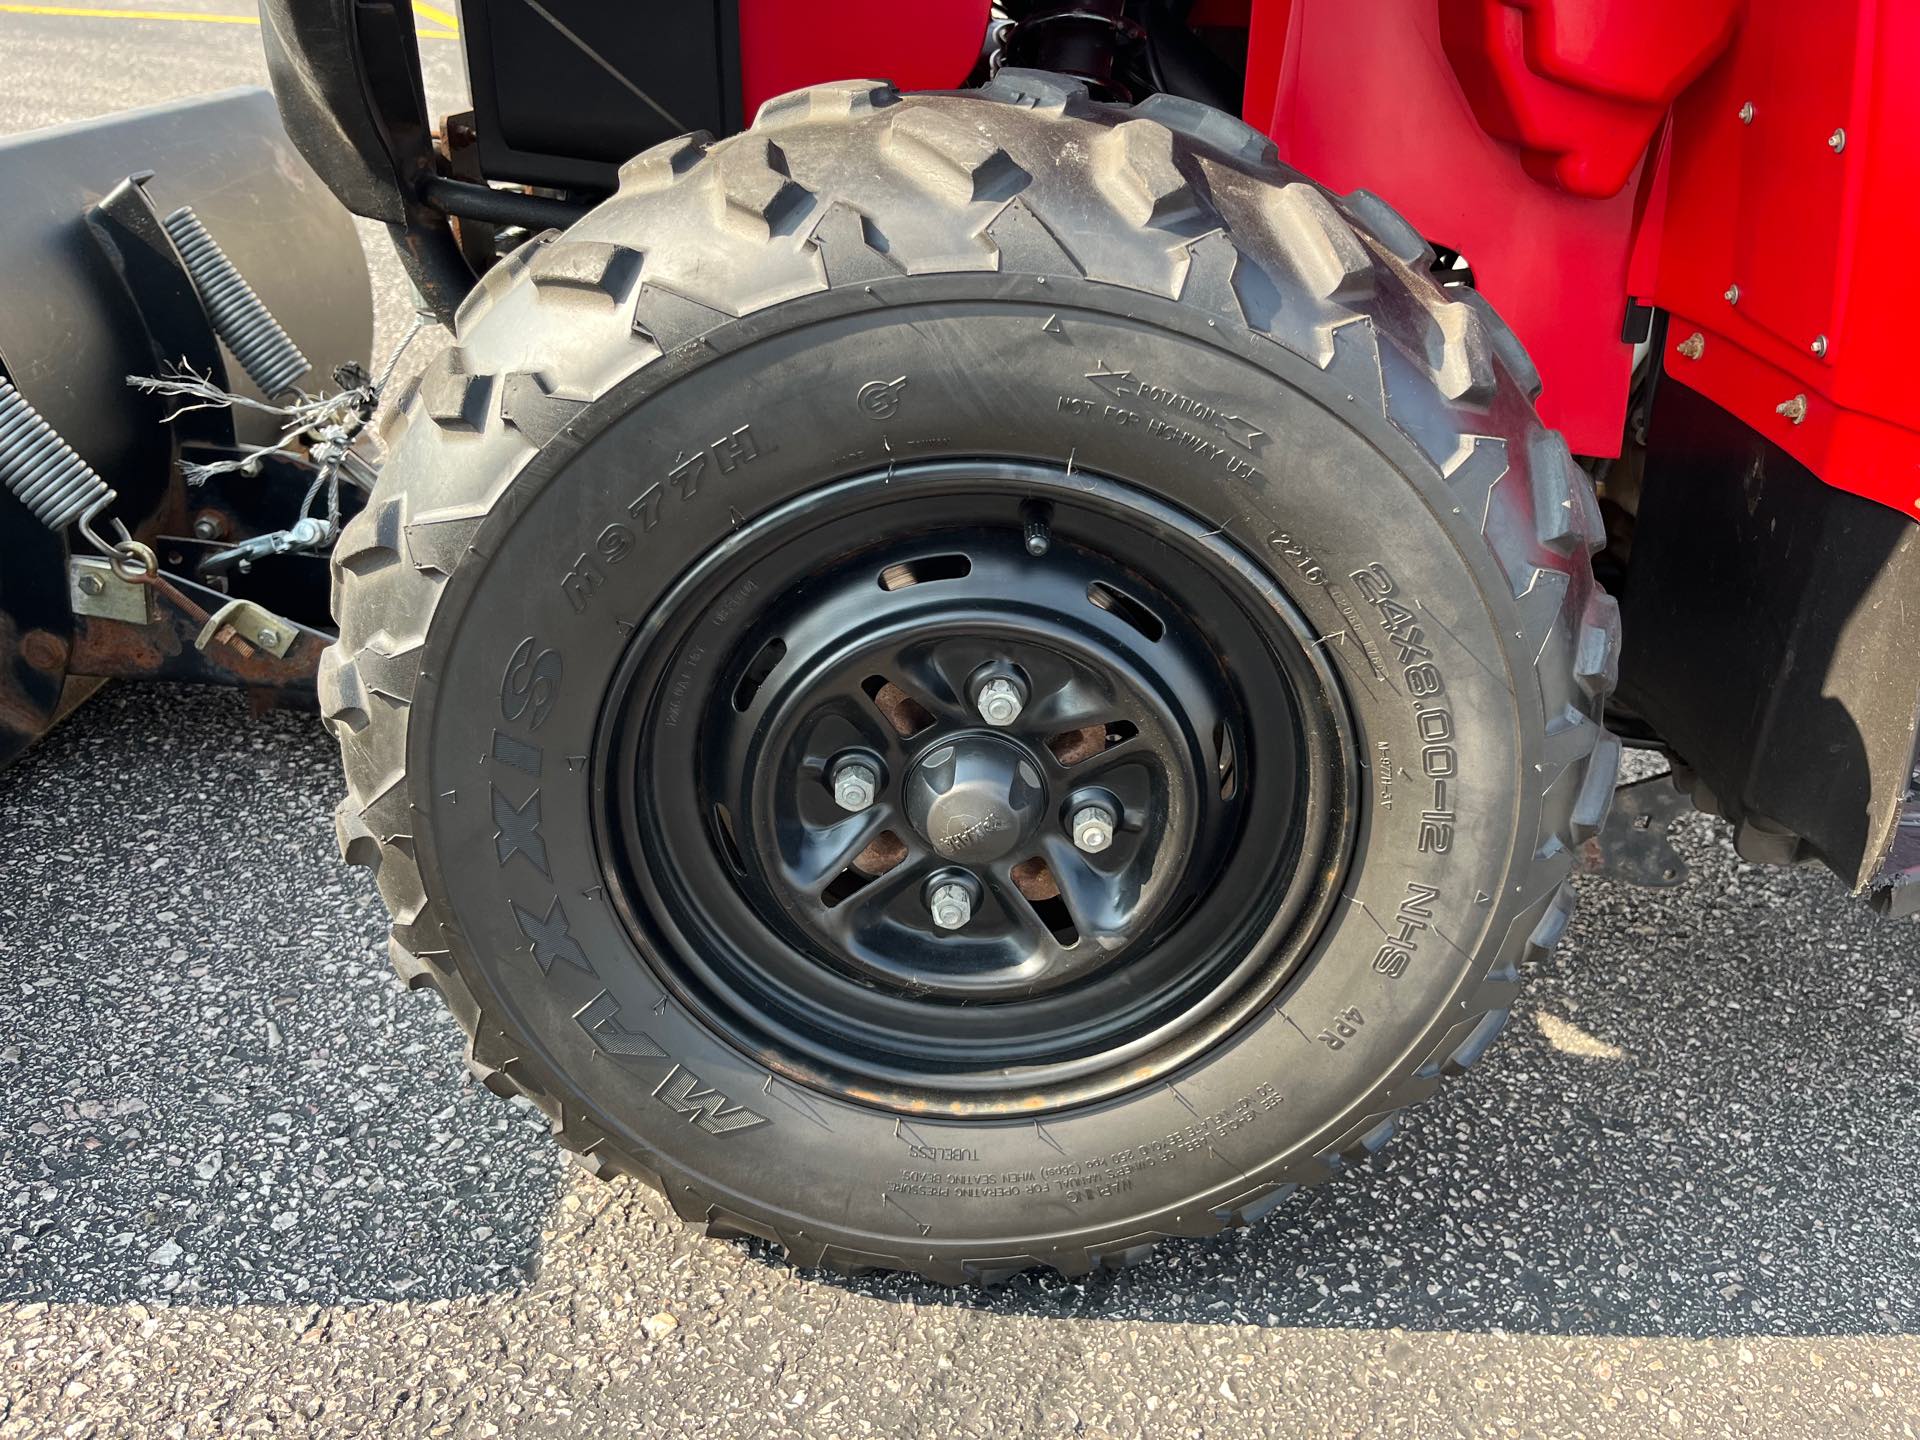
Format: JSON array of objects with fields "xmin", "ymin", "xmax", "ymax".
[
  {"xmin": 830, "ymin": 759, "xmax": 878, "ymax": 812},
  {"xmin": 1071, "ymin": 803, "xmax": 1117, "ymax": 853},
  {"xmin": 930, "ymin": 882, "xmax": 973, "ymax": 930},
  {"xmin": 976, "ymin": 676, "xmax": 1025, "ymax": 727}
]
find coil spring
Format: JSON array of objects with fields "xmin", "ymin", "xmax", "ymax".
[
  {"xmin": 163, "ymin": 206, "xmax": 313, "ymax": 398},
  {"xmin": 0, "ymin": 376, "xmax": 115, "ymax": 532}
]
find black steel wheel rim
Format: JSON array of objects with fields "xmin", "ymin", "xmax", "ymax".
[{"xmin": 595, "ymin": 461, "xmax": 1356, "ymax": 1115}]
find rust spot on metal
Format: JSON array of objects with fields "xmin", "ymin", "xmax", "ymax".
[
  {"xmin": 1010, "ymin": 855, "xmax": 1059, "ymax": 902},
  {"xmin": 19, "ymin": 629, "xmax": 68, "ymax": 673},
  {"xmin": 64, "ymin": 569, "xmax": 322, "ymax": 708},
  {"xmin": 0, "ymin": 612, "xmax": 64, "ymax": 763},
  {"xmin": 1045, "ymin": 723, "xmax": 1108, "ymax": 766},
  {"xmin": 871, "ymin": 680, "xmax": 934, "ymax": 738},
  {"xmin": 850, "ymin": 829, "xmax": 908, "ymax": 877},
  {"xmin": 0, "ymin": 688, "xmax": 48, "ymax": 741}
]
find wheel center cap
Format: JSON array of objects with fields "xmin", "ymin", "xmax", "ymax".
[{"xmin": 904, "ymin": 735, "xmax": 1045, "ymax": 864}]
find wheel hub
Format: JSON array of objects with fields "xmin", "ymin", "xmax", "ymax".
[
  {"xmin": 904, "ymin": 735, "xmax": 1044, "ymax": 864},
  {"xmin": 595, "ymin": 461, "xmax": 1356, "ymax": 1114}
]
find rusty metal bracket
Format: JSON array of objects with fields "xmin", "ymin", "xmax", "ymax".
[
  {"xmin": 196, "ymin": 598, "xmax": 298, "ymax": 659},
  {"xmin": 65, "ymin": 566, "xmax": 323, "ymax": 709}
]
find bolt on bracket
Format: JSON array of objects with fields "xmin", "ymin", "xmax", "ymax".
[
  {"xmin": 68, "ymin": 555, "xmax": 154, "ymax": 625},
  {"xmin": 195, "ymin": 597, "xmax": 298, "ymax": 658}
]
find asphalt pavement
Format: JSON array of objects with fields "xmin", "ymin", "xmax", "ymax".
[{"xmin": 2, "ymin": 8, "xmax": 1919, "ymax": 1438}]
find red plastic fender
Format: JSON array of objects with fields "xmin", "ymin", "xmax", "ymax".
[
  {"xmin": 1246, "ymin": 0, "xmax": 1644, "ymax": 457},
  {"xmin": 1440, "ymin": 0, "xmax": 1741, "ymax": 198}
]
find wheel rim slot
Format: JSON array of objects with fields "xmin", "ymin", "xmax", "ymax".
[
  {"xmin": 862, "ymin": 675, "xmax": 936, "ymax": 737},
  {"xmin": 1086, "ymin": 579, "xmax": 1164, "ymax": 642},
  {"xmin": 1047, "ymin": 718, "xmax": 1137, "ymax": 766},
  {"xmin": 732, "ymin": 636, "xmax": 788, "ymax": 711},
  {"xmin": 879, "ymin": 553, "xmax": 972, "ymax": 590}
]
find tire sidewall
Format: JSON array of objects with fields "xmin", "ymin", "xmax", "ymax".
[{"xmin": 408, "ymin": 272, "xmax": 1542, "ymax": 1257}]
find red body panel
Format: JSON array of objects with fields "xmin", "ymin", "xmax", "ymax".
[
  {"xmin": 737, "ymin": 0, "xmax": 991, "ymax": 120},
  {"xmin": 1649, "ymin": 0, "xmax": 1920, "ymax": 517},
  {"xmin": 733, "ymin": 0, "xmax": 1920, "ymax": 515},
  {"xmin": 1251, "ymin": 0, "xmax": 1919, "ymax": 514}
]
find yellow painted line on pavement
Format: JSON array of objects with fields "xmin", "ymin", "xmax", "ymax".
[
  {"xmin": 412, "ymin": 0, "xmax": 458, "ymax": 32},
  {"xmin": 0, "ymin": 1, "xmax": 458, "ymax": 37},
  {"xmin": 0, "ymin": 3, "xmax": 254, "ymax": 21}
]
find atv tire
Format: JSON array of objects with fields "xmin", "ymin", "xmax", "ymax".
[{"xmin": 322, "ymin": 71, "xmax": 1620, "ymax": 1284}]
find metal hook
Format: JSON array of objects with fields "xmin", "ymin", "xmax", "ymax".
[{"xmin": 77, "ymin": 500, "xmax": 159, "ymax": 581}]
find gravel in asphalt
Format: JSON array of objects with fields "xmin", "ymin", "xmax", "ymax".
[{"xmin": 2, "ymin": 9, "xmax": 1919, "ymax": 1438}]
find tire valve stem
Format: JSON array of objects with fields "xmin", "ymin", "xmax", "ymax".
[{"xmin": 1021, "ymin": 501, "xmax": 1053, "ymax": 558}]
